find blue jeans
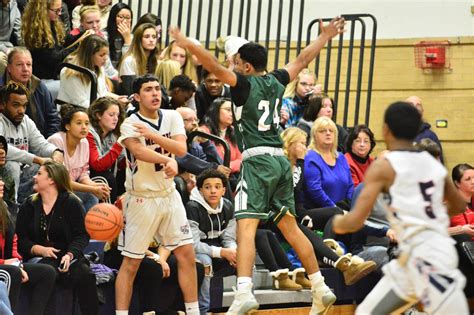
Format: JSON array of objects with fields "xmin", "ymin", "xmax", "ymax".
[
  {"xmin": 0, "ymin": 281, "xmax": 12, "ymax": 315},
  {"xmin": 195, "ymin": 253, "xmax": 213, "ymax": 315},
  {"xmin": 74, "ymin": 191, "xmax": 98, "ymax": 213}
]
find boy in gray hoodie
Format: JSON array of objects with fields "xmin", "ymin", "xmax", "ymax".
[{"xmin": 185, "ymin": 169, "xmax": 236, "ymax": 314}]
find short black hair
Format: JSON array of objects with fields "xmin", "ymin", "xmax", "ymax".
[
  {"xmin": 196, "ymin": 168, "xmax": 228, "ymax": 189},
  {"xmin": 169, "ymin": 74, "xmax": 196, "ymax": 92},
  {"xmin": 345, "ymin": 124, "xmax": 376, "ymax": 155},
  {"xmin": 237, "ymin": 42, "xmax": 267, "ymax": 72},
  {"xmin": 384, "ymin": 101, "xmax": 421, "ymax": 141},
  {"xmin": 132, "ymin": 74, "xmax": 160, "ymax": 94},
  {"xmin": 1, "ymin": 81, "xmax": 29, "ymax": 105}
]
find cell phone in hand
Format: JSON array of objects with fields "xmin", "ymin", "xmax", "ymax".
[{"xmin": 59, "ymin": 261, "xmax": 66, "ymax": 270}]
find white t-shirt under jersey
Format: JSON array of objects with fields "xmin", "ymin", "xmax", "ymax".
[{"xmin": 118, "ymin": 110, "xmax": 185, "ymax": 193}]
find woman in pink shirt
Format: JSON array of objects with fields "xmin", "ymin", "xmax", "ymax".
[{"xmin": 48, "ymin": 105, "xmax": 110, "ymax": 212}]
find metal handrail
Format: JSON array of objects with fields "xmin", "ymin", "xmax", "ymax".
[
  {"xmin": 57, "ymin": 62, "xmax": 98, "ymax": 104},
  {"xmin": 186, "ymin": 130, "xmax": 231, "ymax": 167}
]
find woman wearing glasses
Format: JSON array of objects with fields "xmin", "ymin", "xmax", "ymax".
[
  {"xmin": 21, "ymin": 0, "xmax": 91, "ymax": 98},
  {"xmin": 106, "ymin": 2, "xmax": 133, "ymax": 68}
]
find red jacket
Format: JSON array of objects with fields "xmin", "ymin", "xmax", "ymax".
[{"xmin": 344, "ymin": 153, "xmax": 373, "ymax": 188}]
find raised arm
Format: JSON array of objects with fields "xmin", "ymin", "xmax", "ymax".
[
  {"xmin": 333, "ymin": 158, "xmax": 393, "ymax": 234},
  {"xmin": 169, "ymin": 27, "xmax": 238, "ymax": 87},
  {"xmin": 285, "ymin": 17, "xmax": 345, "ymax": 81}
]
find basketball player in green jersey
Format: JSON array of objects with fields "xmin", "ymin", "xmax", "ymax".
[{"xmin": 170, "ymin": 18, "xmax": 344, "ymax": 315}]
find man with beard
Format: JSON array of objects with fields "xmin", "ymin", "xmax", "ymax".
[
  {"xmin": 0, "ymin": 81, "xmax": 63, "ymax": 203},
  {"xmin": 195, "ymin": 69, "xmax": 231, "ymax": 121}
]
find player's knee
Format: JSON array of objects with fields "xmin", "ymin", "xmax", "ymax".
[{"xmin": 119, "ymin": 256, "xmax": 142, "ymax": 275}]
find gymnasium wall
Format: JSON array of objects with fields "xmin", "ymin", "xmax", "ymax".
[{"xmin": 267, "ymin": 36, "xmax": 474, "ymax": 171}]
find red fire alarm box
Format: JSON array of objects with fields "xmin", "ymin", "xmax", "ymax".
[{"xmin": 415, "ymin": 41, "xmax": 450, "ymax": 69}]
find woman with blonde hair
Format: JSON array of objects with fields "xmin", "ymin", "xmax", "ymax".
[
  {"xmin": 162, "ymin": 40, "xmax": 198, "ymax": 84},
  {"xmin": 21, "ymin": 0, "xmax": 91, "ymax": 96},
  {"xmin": 304, "ymin": 116, "xmax": 353, "ymax": 210},
  {"xmin": 71, "ymin": 0, "xmax": 112, "ymax": 32},
  {"xmin": 155, "ymin": 59, "xmax": 181, "ymax": 91},
  {"xmin": 281, "ymin": 69, "xmax": 320, "ymax": 128},
  {"xmin": 119, "ymin": 23, "xmax": 160, "ymax": 94}
]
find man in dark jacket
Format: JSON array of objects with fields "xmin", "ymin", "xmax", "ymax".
[
  {"xmin": 2, "ymin": 47, "xmax": 60, "ymax": 138},
  {"xmin": 194, "ymin": 69, "xmax": 231, "ymax": 121},
  {"xmin": 406, "ymin": 95, "xmax": 444, "ymax": 163}
]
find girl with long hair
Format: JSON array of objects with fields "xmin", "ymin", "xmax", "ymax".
[
  {"xmin": 203, "ymin": 98, "xmax": 242, "ymax": 187},
  {"xmin": 16, "ymin": 161, "xmax": 99, "ymax": 315},
  {"xmin": 87, "ymin": 96, "xmax": 126, "ymax": 202},
  {"xmin": 162, "ymin": 40, "xmax": 198, "ymax": 83},
  {"xmin": 58, "ymin": 34, "xmax": 127, "ymax": 108},
  {"xmin": 21, "ymin": 0, "xmax": 91, "ymax": 98},
  {"xmin": 106, "ymin": 2, "xmax": 133, "ymax": 68},
  {"xmin": 119, "ymin": 23, "xmax": 160, "ymax": 94}
]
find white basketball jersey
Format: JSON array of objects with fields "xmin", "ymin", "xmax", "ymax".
[
  {"xmin": 384, "ymin": 151, "xmax": 450, "ymax": 245},
  {"xmin": 118, "ymin": 110, "xmax": 185, "ymax": 193}
]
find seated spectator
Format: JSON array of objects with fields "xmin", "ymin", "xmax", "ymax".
[
  {"xmin": 0, "ymin": 136, "xmax": 15, "ymax": 208},
  {"xmin": 344, "ymin": 125, "xmax": 376, "ymax": 188},
  {"xmin": 155, "ymin": 59, "xmax": 181, "ymax": 91},
  {"xmin": 175, "ymin": 107, "xmax": 230, "ymax": 177},
  {"xmin": 0, "ymin": 82, "xmax": 64, "ymax": 203},
  {"xmin": 281, "ymin": 68, "xmax": 319, "ymax": 128},
  {"xmin": 21, "ymin": 0, "xmax": 91, "ymax": 99},
  {"xmin": 215, "ymin": 35, "xmax": 248, "ymax": 70},
  {"xmin": 65, "ymin": 5, "xmax": 119, "ymax": 81},
  {"xmin": 303, "ymin": 116, "xmax": 354, "ymax": 210},
  {"xmin": 58, "ymin": 34, "xmax": 126, "ymax": 108},
  {"xmin": 16, "ymin": 161, "xmax": 99, "ymax": 315},
  {"xmin": 48, "ymin": 105, "xmax": 110, "ymax": 211},
  {"xmin": 162, "ymin": 40, "xmax": 198, "ymax": 83},
  {"xmin": 106, "ymin": 2, "xmax": 132, "ymax": 68},
  {"xmin": 255, "ymin": 228, "xmax": 307, "ymax": 290},
  {"xmin": 449, "ymin": 163, "xmax": 474, "ymax": 297},
  {"xmin": 297, "ymin": 93, "xmax": 348, "ymax": 152},
  {"xmin": 133, "ymin": 13, "xmax": 162, "ymax": 50},
  {"xmin": 87, "ymin": 97, "xmax": 125, "ymax": 202},
  {"xmin": 0, "ymin": 179, "xmax": 57, "ymax": 315},
  {"xmin": 414, "ymin": 137, "xmax": 442, "ymax": 161},
  {"xmin": 203, "ymin": 98, "xmax": 242, "ymax": 190},
  {"xmin": 168, "ymin": 74, "xmax": 196, "ymax": 110},
  {"xmin": 195, "ymin": 68, "xmax": 231, "ymax": 122},
  {"xmin": 280, "ymin": 127, "xmax": 377, "ymax": 283},
  {"xmin": 186, "ymin": 169, "xmax": 236, "ymax": 314},
  {"xmin": 71, "ymin": 0, "xmax": 111, "ymax": 32},
  {"xmin": 0, "ymin": 0, "xmax": 22, "ymax": 53},
  {"xmin": 406, "ymin": 95, "xmax": 444, "ymax": 163},
  {"xmin": 119, "ymin": 23, "xmax": 160, "ymax": 95},
  {"xmin": 1, "ymin": 47, "xmax": 60, "ymax": 138},
  {"xmin": 449, "ymin": 163, "xmax": 474, "ymax": 240}
]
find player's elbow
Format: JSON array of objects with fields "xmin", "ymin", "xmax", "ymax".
[{"xmin": 174, "ymin": 143, "xmax": 187, "ymax": 158}]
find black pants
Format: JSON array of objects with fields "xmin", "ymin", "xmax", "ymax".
[
  {"xmin": 39, "ymin": 257, "xmax": 99, "ymax": 315},
  {"xmin": 0, "ymin": 263, "xmax": 56, "ymax": 315},
  {"xmin": 255, "ymin": 229, "xmax": 293, "ymax": 271}
]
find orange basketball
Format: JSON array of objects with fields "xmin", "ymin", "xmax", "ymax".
[{"xmin": 85, "ymin": 203, "xmax": 124, "ymax": 241}]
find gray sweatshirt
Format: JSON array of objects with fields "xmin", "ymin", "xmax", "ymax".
[{"xmin": 0, "ymin": 113, "xmax": 58, "ymax": 165}]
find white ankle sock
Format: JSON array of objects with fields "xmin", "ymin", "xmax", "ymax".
[
  {"xmin": 184, "ymin": 301, "xmax": 199, "ymax": 315},
  {"xmin": 116, "ymin": 311, "xmax": 128, "ymax": 315},
  {"xmin": 237, "ymin": 276, "xmax": 252, "ymax": 290},
  {"xmin": 308, "ymin": 271, "xmax": 323, "ymax": 288}
]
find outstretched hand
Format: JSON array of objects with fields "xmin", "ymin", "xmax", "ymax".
[
  {"xmin": 319, "ymin": 16, "xmax": 345, "ymax": 40},
  {"xmin": 169, "ymin": 26, "xmax": 187, "ymax": 48}
]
